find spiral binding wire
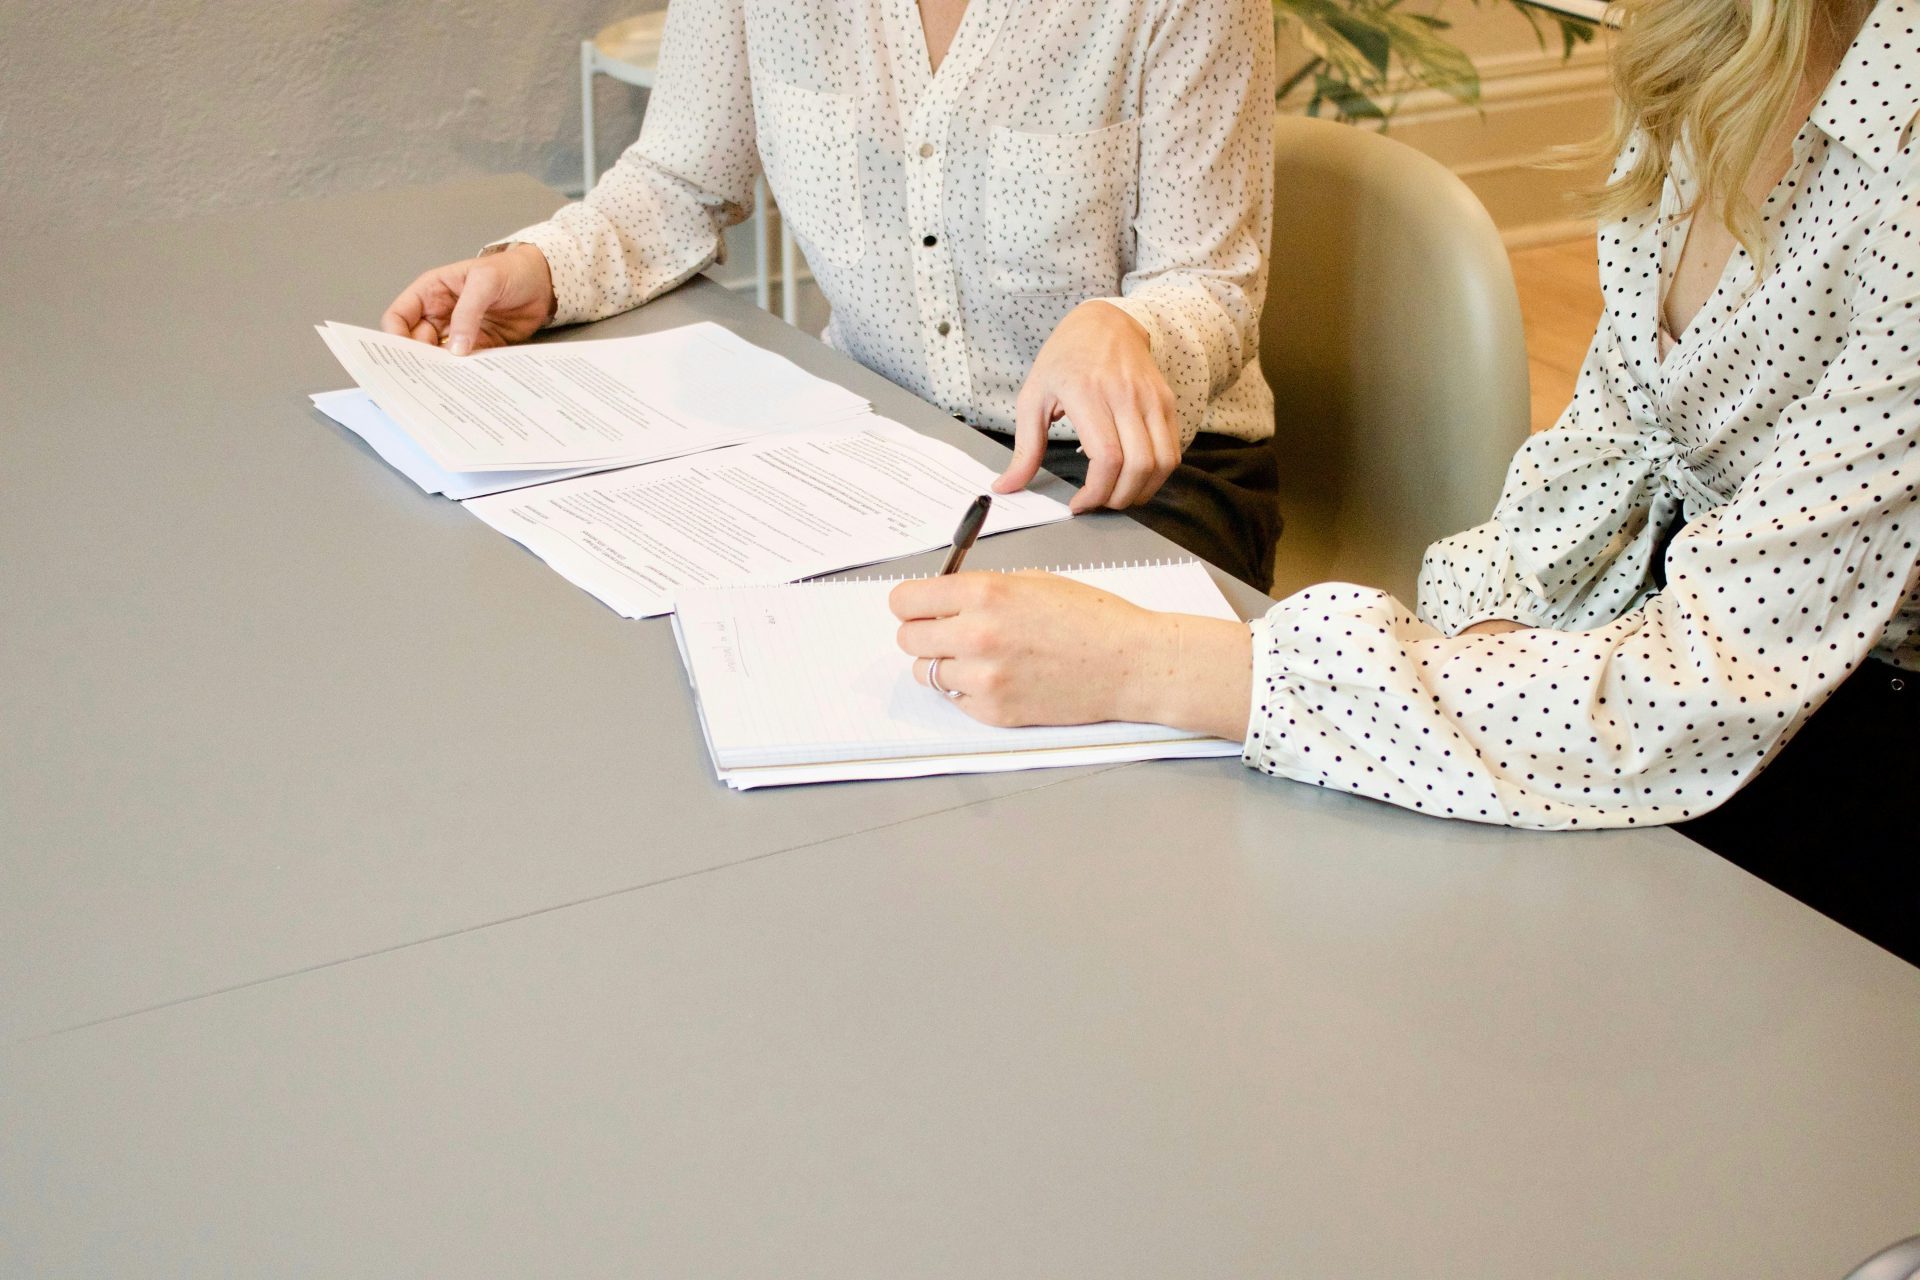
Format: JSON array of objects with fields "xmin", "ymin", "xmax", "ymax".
[
  {"xmin": 669, "ymin": 560, "xmax": 1205, "ymax": 592},
  {"xmin": 827, "ymin": 557, "xmax": 1202, "ymax": 586}
]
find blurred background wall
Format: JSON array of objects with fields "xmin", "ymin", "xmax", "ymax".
[
  {"xmin": 2, "ymin": 1, "xmax": 1605, "ymax": 243},
  {"xmin": 0, "ymin": 0, "xmax": 658, "ymax": 240}
]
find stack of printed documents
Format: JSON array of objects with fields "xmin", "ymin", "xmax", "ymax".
[
  {"xmin": 316, "ymin": 320, "xmax": 870, "ymax": 480},
  {"xmin": 315, "ymin": 321, "xmax": 1070, "ymax": 618}
]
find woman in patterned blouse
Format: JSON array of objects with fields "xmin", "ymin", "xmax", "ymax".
[
  {"xmin": 894, "ymin": 0, "xmax": 1920, "ymax": 961},
  {"xmin": 382, "ymin": 0, "xmax": 1282, "ymax": 588}
]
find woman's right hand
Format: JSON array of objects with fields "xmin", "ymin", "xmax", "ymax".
[{"xmin": 380, "ymin": 243, "xmax": 556, "ymax": 355}]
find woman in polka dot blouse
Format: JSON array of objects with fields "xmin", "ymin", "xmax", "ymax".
[
  {"xmin": 383, "ymin": 0, "xmax": 1281, "ymax": 588},
  {"xmin": 894, "ymin": 0, "xmax": 1919, "ymax": 959}
]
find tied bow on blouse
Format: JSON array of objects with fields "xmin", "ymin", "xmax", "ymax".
[{"xmin": 1492, "ymin": 423, "xmax": 1732, "ymax": 604}]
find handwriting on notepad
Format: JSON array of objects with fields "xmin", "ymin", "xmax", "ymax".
[
  {"xmin": 702, "ymin": 618, "xmax": 743, "ymax": 677},
  {"xmin": 670, "ymin": 561, "xmax": 1247, "ymax": 789}
]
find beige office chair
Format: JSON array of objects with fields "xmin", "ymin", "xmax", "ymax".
[{"xmin": 1264, "ymin": 116, "xmax": 1532, "ymax": 602}]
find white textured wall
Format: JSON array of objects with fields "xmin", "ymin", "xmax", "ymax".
[
  {"xmin": 0, "ymin": 0, "xmax": 660, "ymax": 239},
  {"xmin": 1, "ymin": 0, "xmax": 1589, "ymax": 243}
]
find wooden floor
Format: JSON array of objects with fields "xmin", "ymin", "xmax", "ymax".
[{"xmin": 1509, "ymin": 236, "xmax": 1603, "ymax": 433}]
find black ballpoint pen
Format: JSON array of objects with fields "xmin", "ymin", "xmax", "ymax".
[{"xmin": 940, "ymin": 494, "xmax": 993, "ymax": 575}]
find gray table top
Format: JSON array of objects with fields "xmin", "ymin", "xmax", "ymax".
[
  {"xmin": 4, "ymin": 176, "xmax": 1917, "ymax": 1279},
  {"xmin": 0, "ymin": 174, "xmax": 1263, "ymax": 1041}
]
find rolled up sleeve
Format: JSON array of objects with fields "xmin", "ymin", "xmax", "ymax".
[
  {"xmin": 1095, "ymin": 0, "xmax": 1274, "ymax": 447},
  {"xmin": 508, "ymin": 0, "xmax": 762, "ymax": 327}
]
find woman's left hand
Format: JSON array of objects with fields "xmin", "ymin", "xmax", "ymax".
[
  {"xmin": 995, "ymin": 301, "xmax": 1182, "ymax": 514},
  {"xmin": 888, "ymin": 571, "xmax": 1254, "ymax": 740}
]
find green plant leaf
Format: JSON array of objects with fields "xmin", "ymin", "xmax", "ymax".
[
  {"xmin": 1323, "ymin": 11, "xmax": 1393, "ymax": 76},
  {"xmin": 1314, "ymin": 72, "xmax": 1387, "ymax": 121},
  {"xmin": 1274, "ymin": 0, "xmax": 1575, "ymax": 122}
]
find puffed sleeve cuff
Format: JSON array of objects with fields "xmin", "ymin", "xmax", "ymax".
[
  {"xmin": 1240, "ymin": 593, "xmax": 1394, "ymax": 784},
  {"xmin": 1238, "ymin": 586, "xmax": 1520, "ymax": 825},
  {"xmin": 1239, "ymin": 594, "xmax": 1401, "ymax": 780},
  {"xmin": 1415, "ymin": 519, "xmax": 1552, "ymax": 635},
  {"xmin": 499, "ymin": 221, "xmax": 596, "ymax": 329},
  {"xmin": 1240, "ymin": 608, "xmax": 1294, "ymax": 771},
  {"xmin": 1239, "ymin": 587, "xmax": 1416, "ymax": 779}
]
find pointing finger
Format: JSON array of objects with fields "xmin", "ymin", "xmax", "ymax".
[{"xmin": 995, "ymin": 385, "xmax": 1052, "ymax": 494}]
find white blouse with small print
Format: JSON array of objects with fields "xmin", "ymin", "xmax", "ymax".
[
  {"xmin": 509, "ymin": 0, "xmax": 1275, "ymax": 446},
  {"xmin": 1246, "ymin": 0, "xmax": 1920, "ymax": 829}
]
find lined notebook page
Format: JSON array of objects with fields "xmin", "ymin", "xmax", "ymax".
[{"xmin": 672, "ymin": 561, "xmax": 1242, "ymax": 772}]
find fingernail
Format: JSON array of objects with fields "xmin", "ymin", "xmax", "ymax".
[{"xmin": 450, "ymin": 336, "xmax": 471, "ymax": 356}]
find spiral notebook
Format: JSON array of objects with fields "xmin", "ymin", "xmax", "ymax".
[{"xmin": 670, "ymin": 560, "xmax": 1245, "ymax": 789}]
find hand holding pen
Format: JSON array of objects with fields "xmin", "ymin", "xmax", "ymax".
[
  {"xmin": 918, "ymin": 494, "xmax": 992, "ymax": 699},
  {"xmin": 939, "ymin": 494, "xmax": 992, "ymax": 576}
]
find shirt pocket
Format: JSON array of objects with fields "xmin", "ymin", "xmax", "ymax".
[
  {"xmin": 986, "ymin": 118, "xmax": 1138, "ymax": 297},
  {"xmin": 757, "ymin": 78, "xmax": 865, "ymax": 271}
]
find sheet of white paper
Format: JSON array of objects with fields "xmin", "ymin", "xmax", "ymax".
[
  {"xmin": 463, "ymin": 416, "xmax": 1072, "ymax": 619},
  {"xmin": 671, "ymin": 561, "xmax": 1243, "ymax": 787},
  {"xmin": 712, "ymin": 738, "xmax": 1239, "ymax": 791},
  {"xmin": 316, "ymin": 320, "xmax": 869, "ymax": 473},
  {"xmin": 311, "ymin": 389, "xmax": 607, "ymax": 499}
]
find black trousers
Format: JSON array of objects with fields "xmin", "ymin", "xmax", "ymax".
[
  {"xmin": 1676, "ymin": 659, "xmax": 1920, "ymax": 967},
  {"xmin": 981, "ymin": 430, "xmax": 1282, "ymax": 590}
]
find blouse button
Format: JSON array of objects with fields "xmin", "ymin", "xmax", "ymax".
[
  {"xmin": 922, "ymin": 235, "xmax": 938, "ymax": 248},
  {"xmin": 936, "ymin": 321, "xmax": 952, "ymax": 337},
  {"xmin": 918, "ymin": 143, "xmax": 936, "ymax": 159}
]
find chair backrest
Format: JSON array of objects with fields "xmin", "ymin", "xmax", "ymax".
[
  {"xmin": 1262, "ymin": 116, "xmax": 1531, "ymax": 602},
  {"xmin": 1844, "ymin": 1236, "xmax": 1920, "ymax": 1280}
]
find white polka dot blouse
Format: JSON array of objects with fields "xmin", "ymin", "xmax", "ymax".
[
  {"xmin": 507, "ymin": 0, "xmax": 1276, "ymax": 448},
  {"xmin": 1247, "ymin": 0, "xmax": 1920, "ymax": 829}
]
